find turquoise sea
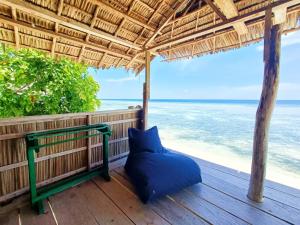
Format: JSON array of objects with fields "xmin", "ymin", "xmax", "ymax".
[{"xmin": 99, "ymin": 99, "xmax": 300, "ymax": 189}]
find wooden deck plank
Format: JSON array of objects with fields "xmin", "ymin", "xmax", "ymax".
[
  {"xmin": 0, "ymin": 209, "xmax": 19, "ymax": 225},
  {"xmin": 112, "ymin": 169, "xmax": 209, "ymax": 225},
  {"xmin": 187, "ymin": 182, "xmax": 290, "ymax": 225},
  {"xmin": 168, "ymin": 190, "xmax": 248, "ymax": 225},
  {"xmin": 195, "ymin": 157, "xmax": 300, "ymax": 198},
  {"xmin": 48, "ymin": 183, "xmax": 99, "ymax": 225},
  {"xmin": 113, "ymin": 168, "xmax": 292, "ymax": 225},
  {"xmin": 76, "ymin": 181, "xmax": 134, "ymax": 225},
  {"xmin": 201, "ymin": 165, "xmax": 300, "ymax": 210},
  {"xmin": 93, "ymin": 176, "xmax": 171, "ymax": 225},
  {"xmin": 20, "ymin": 201, "xmax": 56, "ymax": 225},
  {"xmin": 200, "ymin": 172, "xmax": 299, "ymax": 225}
]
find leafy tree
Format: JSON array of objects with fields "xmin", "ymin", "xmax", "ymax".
[{"xmin": 0, "ymin": 47, "xmax": 100, "ymax": 117}]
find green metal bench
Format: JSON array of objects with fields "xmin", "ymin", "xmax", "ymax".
[{"xmin": 25, "ymin": 124, "xmax": 112, "ymax": 214}]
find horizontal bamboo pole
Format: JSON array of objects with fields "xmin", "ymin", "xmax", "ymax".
[
  {"xmin": 0, "ymin": 138, "xmax": 129, "ymax": 172},
  {"xmin": 0, "ymin": 119, "xmax": 139, "ymax": 141},
  {"xmin": 0, "ymin": 109, "xmax": 141, "ymax": 125}
]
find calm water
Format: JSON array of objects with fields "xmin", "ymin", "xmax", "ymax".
[{"xmin": 99, "ymin": 99, "xmax": 300, "ymax": 189}]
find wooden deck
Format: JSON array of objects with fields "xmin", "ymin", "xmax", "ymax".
[{"xmin": 1, "ymin": 156, "xmax": 300, "ymax": 225}]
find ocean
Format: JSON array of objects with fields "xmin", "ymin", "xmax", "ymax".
[{"xmin": 99, "ymin": 99, "xmax": 300, "ymax": 189}]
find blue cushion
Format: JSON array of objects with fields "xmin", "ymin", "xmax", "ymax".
[
  {"xmin": 125, "ymin": 151, "xmax": 202, "ymax": 203},
  {"xmin": 128, "ymin": 126, "xmax": 165, "ymax": 154}
]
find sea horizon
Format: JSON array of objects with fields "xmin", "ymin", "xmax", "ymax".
[{"xmin": 101, "ymin": 98, "xmax": 300, "ymax": 104}]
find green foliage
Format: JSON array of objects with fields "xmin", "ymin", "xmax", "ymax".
[{"xmin": 0, "ymin": 47, "xmax": 100, "ymax": 117}]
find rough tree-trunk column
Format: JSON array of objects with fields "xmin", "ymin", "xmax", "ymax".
[
  {"xmin": 248, "ymin": 9, "xmax": 282, "ymax": 202},
  {"xmin": 143, "ymin": 51, "xmax": 150, "ymax": 130}
]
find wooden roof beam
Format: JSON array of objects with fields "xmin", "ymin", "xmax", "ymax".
[
  {"xmin": 78, "ymin": 46, "xmax": 85, "ymax": 62},
  {"xmin": 273, "ymin": 6, "xmax": 288, "ymax": 24},
  {"xmin": 90, "ymin": 6, "xmax": 100, "ymax": 28},
  {"xmin": 98, "ymin": 53, "xmax": 106, "ymax": 68},
  {"xmin": 182, "ymin": 0, "xmax": 199, "ymax": 17},
  {"xmin": 89, "ymin": 0, "xmax": 156, "ymax": 33},
  {"xmin": 2, "ymin": 0, "xmax": 142, "ymax": 50},
  {"xmin": 130, "ymin": 0, "xmax": 166, "ymax": 47},
  {"xmin": 57, "ymin": 0, "xmax": 64, "ymax": 16},
  {"xmin": 213, "ymin": 0, "xmax": 248, "ymax": 35},
  {"xmin": 159, "ymin": 7, "xmax": 300, "ymax": 57},
  {"xmin": 11, "ymin": 7, "xmax": 19, "ymax": 49},
  {"xmin": 148, "ymin": 0, "xmax": 300, "ymax": 52},
  {"xmin": 127, "ymin": 1, "xmax": 187, "ymax": 70},
  {"xmin": 0, "ymin": 15, "xmax": 144, "ymax": 64},
  {"xmin": 103, "ymin": 0, "xmax": 141, "ymax": 69},
  {"xmin": 51, "ymin": 37, "xmax": 57, "ymax": 57},
  {"xmin": 125, "ymin": 0, "xmax": 167, "ymax": 69},
  {"xmin": 144, "ymin": 0, "xmax": 188, "ymax": 47},
  {"xmin": 52, "ymin": 1, "xmax": 63, "ymax": 57},
  {"xmin": 203, "ymin": 0, "xmax": 226, "ymax": 21}
]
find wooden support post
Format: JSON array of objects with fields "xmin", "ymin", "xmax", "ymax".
[
  {"xmin": 87, "ymin": 114, "xmax": 92, "ymax": 170},
  {"xmin": 248, "ymin": 9, "xmax": 282, "ymax": 202},
  {"xmin": 142, "ymin": 51, "xmax": 150, "ymax": 130}
]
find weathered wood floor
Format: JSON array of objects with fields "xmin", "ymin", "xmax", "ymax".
[{"xmin": 1, "ymin": 157, "xmax": 300, "ymax": 225}]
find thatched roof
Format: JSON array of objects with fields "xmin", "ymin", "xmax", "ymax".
[{"xmin": 0, "ymin": 0, "xmax": 299, "ymax": 74}]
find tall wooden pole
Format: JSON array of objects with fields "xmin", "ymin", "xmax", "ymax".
[
  {"xmin": 248, "ymin": 9, "xmax": 282, "ymax": 202},
  {"xmin": 143, "ymin": 51, "xmax": 150, "ymax": 130}
]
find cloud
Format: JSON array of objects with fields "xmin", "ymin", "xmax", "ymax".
[
  {"xmin": 152, "ymin": 83, "xmax": 300, "ymax": 100},
  {"xmin": 176, "ymin": 59, "xmax": 194, "ymax": 71},
  {"xmin": 106, "ymin": 75, "xmax": 138, "ymax": 83},
  {"xmin": 256, "ymin": 31, "xmax": 300, "ymax": 51}
]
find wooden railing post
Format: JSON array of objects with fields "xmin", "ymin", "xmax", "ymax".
[
  {"xmin": 87, "ymin": 114, "xmax": 92, "ymax": 170},
  {"xmin": 143, "ymin": 51, "xmax": 150, "ymax": 130},
  {"xmin": 248, "ymin": 9, "xmax": 282, "ymax": 202}
]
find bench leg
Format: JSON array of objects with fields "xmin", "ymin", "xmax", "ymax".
[
  {"xmin": 102, "ymin": 134, "xmax": 111, "ymax": 181},
  {"xmin": 102, "ymin": 170, "xmax": 111, "ymax": 181},
  {"xmin": 32, "ymin": 200, "xmax": 45, "ymax": 215}
]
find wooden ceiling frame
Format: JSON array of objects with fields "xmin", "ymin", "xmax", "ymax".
[
  {"xmin": 160, "ymin": 8, "xmax": 300, "ymax": 61},
  {"xmin": 154, "ymin": 11, "xmax": 221, "ymax": 43},
  {"xmin": 203, "ymin": 0, "xmax": 227, "ymax": 21},
  {"xmin": 11, "ymin": 7, "xmax": 19, "ymax": 49},
  {"xmin": 51, "ymin": 0, "xmax": 63, "ymax": 57},
  {"xmin": 133, "ymin": 0, "xmax": 167, "ymax": 20},
  {"xmin": 125, "ymin": 0, "xmax": 168, "ymax": 69},
  {"xmin": 89, "ymin": 0, "xmax": 157, "ymax": 33},
  {"xmin": 98, "ymin": 0, "xmax": 141, "ymax": 68},
  {"xmin": 144, "ymin": 0, "xmax": 189, "ymax": 48},
  {"xmin": 147, "ymin": 0, "xmax": 300, "ymax": 53},
  {"xmin": 126, "ymin": 0, "xmax": 189, "ymax": 69},
  {"xmin": 213, "ymin": 0, "xmax": 248, "ymax": 35},
  {"xmin": 2, "ymin": 0, "xmax": 143, "ymax": 51},
  {"xmin": 0, "ymin": 15, "xmax": 145, "ymax": 64}
]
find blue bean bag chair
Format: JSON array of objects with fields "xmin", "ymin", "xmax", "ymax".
[{"xmin": 125, "ymin": 126, "xmax": 202, "ymax": 203}]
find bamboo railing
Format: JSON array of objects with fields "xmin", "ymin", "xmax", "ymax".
[{"xmin": 0, "ymin": 109, "xmax": 143, "ymax": 203}]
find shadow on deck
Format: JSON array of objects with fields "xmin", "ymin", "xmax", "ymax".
[{"xmin": 1, "ymin": 156, "xmax": 299, "ymax": 225}]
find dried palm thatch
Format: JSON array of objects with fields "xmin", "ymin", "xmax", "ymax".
[{"xmin": 0, "ymin": 0, "xmax": 299, "ymax": 74}]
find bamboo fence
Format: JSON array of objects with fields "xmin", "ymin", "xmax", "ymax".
[{"xmin": 0, "ymin": 109, "xmax": 143, "ymax": 203}]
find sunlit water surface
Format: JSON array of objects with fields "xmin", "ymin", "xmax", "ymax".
[{"xmin": 99, "ymin": 99, "xmax": 300, "ymax": 189}]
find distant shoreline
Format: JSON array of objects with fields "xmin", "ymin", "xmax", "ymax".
[{"xmin": 101, "ymin": 99, "xmax": 300, "ymax": 105}]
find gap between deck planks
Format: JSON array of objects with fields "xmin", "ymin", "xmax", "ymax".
[
  {"xmin": 113, "ymin": 167, "xmax": 295, "ymax": 225},
  {"xmin": 94, "ymin": 172, "xmax": 209, "ymax": 225},
  {"xmin": 189, "ymin": 156, "xmax": 300, "ymax": 225},
  {"xmin": 199, "ymin": 171, "xmax": 300, "ymax": 225},
  {"xmin": 111, "ymin": 169, "xmax": 249, "ymax": 225},
  {"xmin": 200, "ymin": 165, "xmax": 300, "ymax": 210},
  {"xmin": 193, "ymin": 156, "xmax": 300, "ymax": 198},
  {"xmin": 2, "ymin": 156, "xmax": 300, "ymax": 225},
  {"xmin": 113, "ymin": 162, "xmax": 298, "ymax": 225}
]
